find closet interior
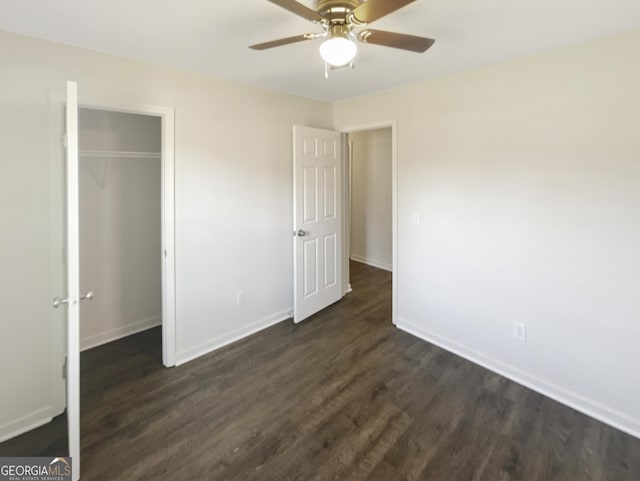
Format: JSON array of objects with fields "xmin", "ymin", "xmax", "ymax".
[{"xmin": 78, "ymin": 108, "xmax": 162, "ymax": 352}]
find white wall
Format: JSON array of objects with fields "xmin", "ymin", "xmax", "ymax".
[
  {"xmin": 349, "ymin": 128, "xmax": 392, "ymax": 271},
  {"xmin": 0, "ymin": 47, "xmax": 57, "ymax": 442},
  {"xmin": 79, "ymin": 109, "xmax": 162, "ymax": 350},
  {"xmin": 335, "ymin": 30, "xmax": 640, "ymax": 438},
  {"xmin": 0, "ymin": 30, "xmax": 332, "ymax": 441}
]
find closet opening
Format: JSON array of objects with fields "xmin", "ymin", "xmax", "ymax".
[{"xmin": 78, "ymin": 106, "xmax": 173, "ymax": 364}]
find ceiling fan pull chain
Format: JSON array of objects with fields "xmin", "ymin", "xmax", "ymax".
[{"xmin": 324, "ymin": 61, "xmax": 329, "ymax": 79}]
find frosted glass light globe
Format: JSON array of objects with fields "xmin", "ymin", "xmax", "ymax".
[{"xmin": 319, "ymin": 37, "xmax": 357, "ymax": 67}]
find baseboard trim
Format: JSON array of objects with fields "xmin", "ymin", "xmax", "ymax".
[
  {"xmin": 0, "ymin": 406, "xmax": 53, "ymax": 444},
  {"xmin": 396, "ymin": 318, "xmax": 640, "ymax": 440},
  {"xmin": 81, "ymin": 316, "xmax": 162, "ymax": 351},
  {"xmin": 350, "ymin": 254, "xmax": 392, "ymax": 272},
  {"xmin": 176, "ymin": 309, "xmax": 292, "ymax": 366},
  {"xmin": 344, "ymin": 283, "xmax": 352, "ymax": 295}
]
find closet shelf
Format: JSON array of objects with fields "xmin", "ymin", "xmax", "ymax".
[{"xmin": 79, "ymin": 149, "xmax": 161, "ymax": 159}]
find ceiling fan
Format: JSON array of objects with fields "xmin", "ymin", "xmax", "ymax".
[{"xmin": 249, "ymin": 0, "xmax": 435, "ymax": 75}]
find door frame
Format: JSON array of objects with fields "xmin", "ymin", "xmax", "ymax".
[
  {"xmin": 80, "ymin": 96, "xmax": 177, "ymax": 367},
  {"xmin": 339, "ymin": 120, "xmax": 398, "ymax": 324}
]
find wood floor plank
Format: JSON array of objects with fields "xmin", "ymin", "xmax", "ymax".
[{"xmin": 1, "ymin": 260, "xmax": 639, "ymax": 481}]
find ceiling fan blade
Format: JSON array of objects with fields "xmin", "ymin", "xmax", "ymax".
[
  {"xmin": 350, "ymin": 0, "xmax": 418, "ymax": 24},
  {"xmin": 267, "ymin": 0, "xmax": 326, "ymax": 23},
  {"xmin": 357, "ymin": 29, "xmax": 435, "ymax": 53},
  {"xmin": 249, "ymin": 34, "xmax": 314, "ymax": 50}
]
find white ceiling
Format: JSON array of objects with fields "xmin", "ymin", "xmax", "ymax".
[{"xmin": 1, "ymin": 0, "xmax": 639, "ymax": 102}]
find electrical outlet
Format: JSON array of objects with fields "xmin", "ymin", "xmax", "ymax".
[
  {"xmin": 236, "ymin": 290, "xmax": 245, "ymax": 305},
  {"xmin": 513, "ymin": 321, "xmax": 527, "ymax": 342},
  {"xmin": 411, "ymin": 211, "xmax": 421, "ymax": 225}
]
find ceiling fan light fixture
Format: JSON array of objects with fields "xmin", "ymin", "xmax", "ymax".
[
  {"xmin": 251, "ymin": 0, "xmax": 436, "ymax": 76},
  {"xmin": 319, "ymin": 36, "xmax": 357, "ymax": 67}
]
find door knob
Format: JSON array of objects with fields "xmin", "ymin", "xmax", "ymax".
[
  {"xmin": 52, "ymin": 297, "xmax": 68, "ymax": 309},
  {"xmin": 295, "ymin": 229, "xmax": 307, "ymax": 237},
  {"xmin": 81, "ymin": 291, "xmax": 94, "ymax": 301},
  {"xmin": 52, "ymin": 291, "xmax": 94, "ymax": 308}
]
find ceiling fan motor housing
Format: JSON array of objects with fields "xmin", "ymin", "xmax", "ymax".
[
  {"xmin": 314, "ymin": 0, "xmax": 363, "ymax": 23},
  {"xmin": 249, "ymin": 0, "xmax": 435, "ymax": 60},
  {"xmin": 328, "ymin": 24, "xmax": 350, "ymax": 39}
]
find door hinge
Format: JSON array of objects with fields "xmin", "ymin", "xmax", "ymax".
[
  {"xmin": 62, "ymin": 357, "xmax": 67, "ymax": 380},
  {"xmin": 62, "ymin": 133, "xmax": 68, "ymax": 149}
]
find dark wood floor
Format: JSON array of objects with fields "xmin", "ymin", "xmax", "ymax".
[{"xmin": 2, "ymin": 261, "xmax": 639, "ymax": 480}]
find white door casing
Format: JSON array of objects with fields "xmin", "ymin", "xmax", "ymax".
[
  {"xmin": 293, "ymin": 126, "xmax": 343, "ymax": 323},
  {"xmin": 47, "ymin": 91, "xmax": 67, "ymax": 425}
]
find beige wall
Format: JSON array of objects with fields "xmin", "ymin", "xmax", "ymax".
[
  {"xmin": 0, "ymin": 30, "xmax": 332, "ymax": 441},
  {"xmin": 349, "ymin": 128, "xmax": 392, "ymax": 270},
  {"xmin": 79, "ymin": 109, "xmax": 162, "ymax": 350},
  {"xmin": 335, "ymin": 30, "xmax": 640, "ymax": 437},
  {"xmin": 0, "ymin": 40, "xmax": 58, "ymax": 442}
]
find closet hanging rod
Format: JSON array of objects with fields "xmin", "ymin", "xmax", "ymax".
[{"xmin": 79, "ymin": 149, "xmax": 161, "ymax": 159}]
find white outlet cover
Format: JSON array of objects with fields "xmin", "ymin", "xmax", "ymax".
[
  {"xmin": 411, "ymin": 211, "xmax": 421, "ymax": 225},
  {"xmin": 513, "ymin": 321, "xmax": 527, "ymax": 342},
  {"xmin": 236, "ymin": 290, "xmax": 245, "ymax": 305}
]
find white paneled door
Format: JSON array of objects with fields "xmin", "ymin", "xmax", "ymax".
[
  {"xmin": 293, "ymin": 126, "xmax": 343, "ymax": 323},
  {"xmin": 52, "ymin": 81, "xmax": 81, "ymax": 480},
  {"xmin": 65, "ymin": 81, "xmax": 81, "ymax": 481}
]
